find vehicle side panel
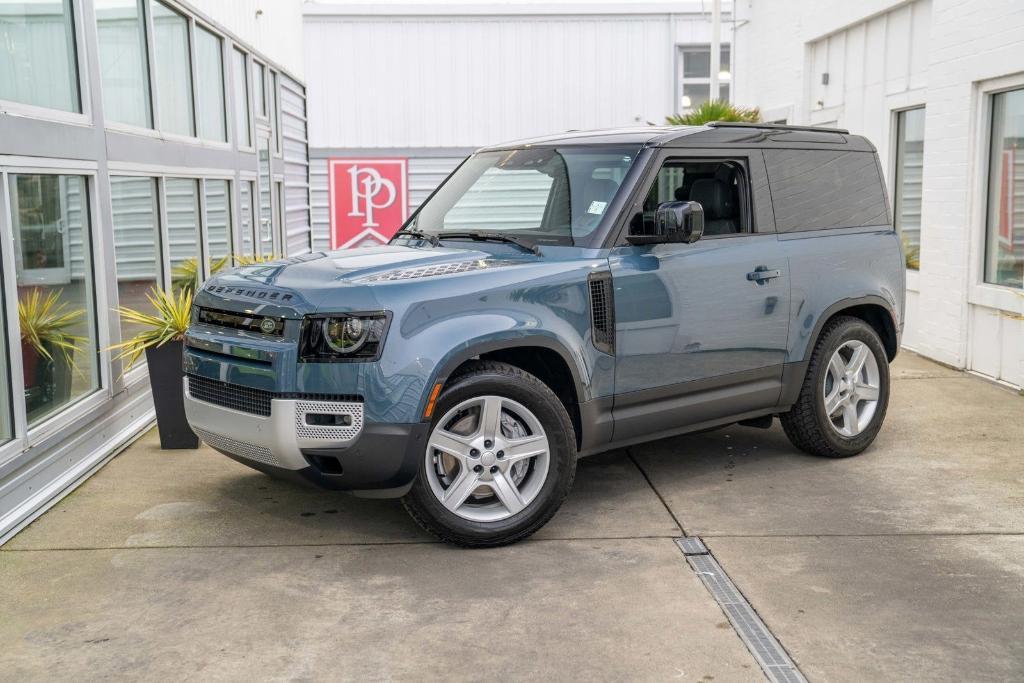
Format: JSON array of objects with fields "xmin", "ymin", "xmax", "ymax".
[{"xmin": 779, "ymin": 227, "xmax": 905, "ymax": 366}]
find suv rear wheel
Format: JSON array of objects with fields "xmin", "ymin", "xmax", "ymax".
[
  {"xmin": 402, "ymin": 361, "xmax": 577, "ymax": 547},
  {"xmin": 781, "ymin": 316, "xmax": 890, "ymax": 458}
]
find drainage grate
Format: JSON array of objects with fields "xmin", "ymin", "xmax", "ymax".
[{"xmin": 675, "ymin": 537, "xmax": 807, "ymax": 683}]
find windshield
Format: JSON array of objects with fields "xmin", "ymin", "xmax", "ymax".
[{"xmin": 407, "ymin": 146, "xmax": 641, "ymax": 246}]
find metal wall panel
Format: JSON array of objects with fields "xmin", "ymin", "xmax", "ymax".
[{"xmin": 281, "ymin": 75, "xmax": 311, "ymax": 255}]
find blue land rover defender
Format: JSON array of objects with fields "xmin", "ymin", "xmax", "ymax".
[{"xmin": 184, "ymin": 123, "xmax": 904, "ymax": 546}]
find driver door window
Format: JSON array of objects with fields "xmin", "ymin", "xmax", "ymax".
[{"xmin": 633, "ymin": 159, "xmax": 749, "ymax": 238}]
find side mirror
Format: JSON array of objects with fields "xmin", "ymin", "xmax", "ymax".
[{"xmin": 627, "ymin": 201, "xmax": 704, "ymax": 245}]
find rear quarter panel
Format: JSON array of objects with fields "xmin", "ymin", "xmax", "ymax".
[{"xmin": 781, "ymin": 227, "xmax": 905, "ymax": 363}]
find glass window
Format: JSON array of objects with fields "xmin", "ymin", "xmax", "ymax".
[
  {"xmin": 95, "ymin": 0, "xmax": 151, "ymax": 127},
  {"xmin": 239, "ymin": 179, "xmax": 255, "ymax": 259},
  {"xmin": 412, "ymin": 146, "xmax": 640, "ymax": 246},
  {"xmin": 10, "ymin": 174, "xmax": 98, "ymax": 426},
  {"xmin": 110, "ymin": 176, "xmax": 160, "ymax": 345},
  {"xmin": 165, "ymin": 178, "xmax": 202, "ymax": 293},
  {"xmin": 270, "ymin": 71, "xmax": 280, "ymax": 152},
  {"xmin": 765, "ymin": 149, "xmax": 890, "ymax": 232},
  {"xmin": 0, "ymin": 0, "xmax": 81, "ymax": 112},
  {"xmin": 253, "ymin": 60, "xmax": 266, "ymax": 118},
  {"xmin": 894, "ymin": 107, "xmax": 925, "ymax": 270},
  {"xmin": 258, "ymin": 139, "xmax": 273, "ymax": 256},
  {"xmin": 151, "ymin": 1, "xmax": 194, "ymax": 136},
  {"xmin": 204, "ymin": 179, "xmax": 231, "ymax": 271},
  {"xmin": 232, "ymin": 49, "xmax": 251, "ymax": 147},
  {"xmin": 634, "ymin": 160, "xmax": 748, "ymax": 237},
  {"xmin": 984, "ymin": 88, "xmax": 1024, "ymax": 289},
  {"xmin": 195, "ymin": 24, "xmax": 226, "ymax": 141},
  {"xmin": 678, "ymin": 45, "xmax": 731, "ymax": 109}
]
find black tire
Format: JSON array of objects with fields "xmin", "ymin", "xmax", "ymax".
[
  {"xmin": 401, "ymin": 361, "xmax": 577, "ymax": 547},
  {"xmin": 780, "ymin": 316, "xmax": 890, "ymax": 458}
]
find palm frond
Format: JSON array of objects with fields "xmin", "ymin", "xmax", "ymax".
[{"xmin": 666, "ymin": 100, "xmax": 761, "ymax": 126}]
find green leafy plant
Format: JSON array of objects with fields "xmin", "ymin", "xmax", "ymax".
[
  {"xmin": 170, "ymin": 255, "xmax": 230, "ymax": 293},
  {"xmin": 666, "ymin": 100, "xmax": 761, "ymax": 126},
  {"xmin": 233, "ymin": 253, "xmax": 278, "ymax": 266},
  {"xmin": 18, "ymin": 288, "xmax": 85, "ymax": 370},
  {"xmin": 110, "ymin": 287, "xmax": 193, "ymax": 370},
  {"xmin": 902, "ymin": 235, "xmax": 921, "ymax": 270}
]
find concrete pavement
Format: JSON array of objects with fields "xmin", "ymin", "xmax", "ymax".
[{"xmin": 1, "ymin": 352, "xmax": 1022, "ymax": 681}]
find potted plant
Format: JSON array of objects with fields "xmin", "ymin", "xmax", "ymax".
[
  {"xmin": 18, "ymin": 288, "xmax": 85, "ymax": 415},
  {"xmin": 112, "ymin": 287, "xmax": 198, "ymax": 449}
]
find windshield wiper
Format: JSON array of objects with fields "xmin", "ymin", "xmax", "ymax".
[
  {"xmin": 391, "ymin": 228, "xmax": 439, "ymax": 247},
  {"xmin": 439, "ymin": 231, "xmax": 542, "ymax": 256}
]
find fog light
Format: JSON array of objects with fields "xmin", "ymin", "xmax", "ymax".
[{"xmin": 305, "ymin": 413, "xmax": 353, "ymax": 427}]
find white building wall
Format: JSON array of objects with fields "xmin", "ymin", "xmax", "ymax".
[
  {"xmin": 304, "ymin": 2, "xmax": 734, "ymax": 148},
  {"xmin": 303, "ymin": 1, "xmax": 736, "ymax": 250},
  {"xmin": 735, "ymin": 0, "xmax": 1024, "ymax": 388}
]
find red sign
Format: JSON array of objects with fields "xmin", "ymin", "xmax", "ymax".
[{"xmin": 328, "ymin": 158, "xmax": 409, "ymax": 249}]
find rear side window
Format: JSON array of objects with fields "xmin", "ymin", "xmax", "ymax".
[{"xmin": 765, "ymin": 149, "xmax": 889, "ymax": 231}]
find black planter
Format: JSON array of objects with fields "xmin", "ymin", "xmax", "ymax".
[{"xmin": 145, "ymin": 340, "xmax": 199, "ymax": 449}]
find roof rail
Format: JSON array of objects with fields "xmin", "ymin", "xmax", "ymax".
[{"xmin": 706, "ymin": 121, "xmax": 850, "ymax": 135}]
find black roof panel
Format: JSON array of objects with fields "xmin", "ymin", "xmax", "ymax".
[{"xmin": 475, "ymin": 122, "xmax": 876, "ymax": 153}]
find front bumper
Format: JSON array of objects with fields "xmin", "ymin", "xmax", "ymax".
[{"xmin": 184, "ymin": 379, "xmax": 427, "ymax": 496}]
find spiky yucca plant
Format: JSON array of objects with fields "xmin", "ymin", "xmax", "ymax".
[
  {"xmin": 233, "ymin": 253, "xmax": 278, "ymax": 266},
  {"xmin": 902, "ymin": 235, "xmax": 921, "ymax": 270},
  {"xmin": 170, "ymin": 256, "xmax": 230, "ymax": 293},
  {"xmin": 18, "ymin": 288, "xmax": 86, "ymax": 369},
  {"xmin": 110, "ymin": 287, "xmax": 193, "ymax": 370},
  {"xmin": 666, "ymin": 100, "xmax": 761, "ymax": 126}
]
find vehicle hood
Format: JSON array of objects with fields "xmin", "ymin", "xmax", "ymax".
[{"xmin": 194, "ymin": 245, "xmax": 536, "ymax": 316}]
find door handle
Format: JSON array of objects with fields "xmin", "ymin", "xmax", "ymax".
[{"xmin": 746, "ymin": 268, "xmax": 782, "ymax": 282}]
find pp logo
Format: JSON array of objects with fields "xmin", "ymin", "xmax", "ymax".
[{"xmin": 328, "ymin": 158, "xmax": 408, "ymax": 249}]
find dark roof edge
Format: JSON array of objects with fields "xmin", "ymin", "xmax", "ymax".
[{"xmin": 707, "ymin": 121, "xmax": 851, "ymax": 135}]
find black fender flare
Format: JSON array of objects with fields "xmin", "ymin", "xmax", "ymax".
[
  {"xmin": 425, "ymin": 335, "xmax": 590, "ymax": 419},
  {"xmin": 780, "ymin": 294, "xmax": 900, "ymax": 406}
]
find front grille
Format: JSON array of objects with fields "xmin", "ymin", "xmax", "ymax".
[
  {"xmin": 188, "ymin": 375, "xmax": 273, "ymax": 416},
  {"xmin": 588, "ymin": 271, "xmax": 615, "ymax": 355},
  {"xmin": 187, "ymin": 375, "xmax": 362, "ymax": 417},
  {"xmin": 197, "ymin": 307, "xmax": 285, "ymax": 336}
]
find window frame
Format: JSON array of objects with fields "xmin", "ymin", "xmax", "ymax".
[
  {"xmin": 613, "ymin": 152, "xmax": 756, "ymax": 247},
  {"xmin": 105, "ymin": 171, "xmax": 163, "ymax": 383},
  {"xmin": 674, "ymin": 43, "xmax": 732, "ymax": 112},
  {"xmin": 967, "ymin": 74, "xmax": 1024, "ymax": 314},
  {"xmin": 252, "ymin": 58, "xmax": 269, "ymax": 121},
  {"xmin": 231, "ymin": 46, "xmax": 255, "ymax": 152},
  {"xmin": 94, "ymin": 0, "xmax": 154, "ymax": 130},
  {"xmin": 0, "ymin": 0, "xmax": 92, "ymax": 125},
  {"xmin": 192, "ymin": 19, "xmax": 228, "ymax": 143},
  {"xmin": 236, "ymin": 173, "xmax": 258, "ymax": 260},
  {"xmin": 0, "ymin": 163, "xmax": 112, "ymax": 459},
  {"xmin": 891, "ymin": 105, "xmax": 926, "ymax": 273}
]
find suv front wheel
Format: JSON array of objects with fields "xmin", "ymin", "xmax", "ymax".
[
  {"xmin": 402, "ymin": 361, "xmax": 577, "ymax": 547},
  {"xmin": 781, "ymin": 316, "xmax": 891, "ymax": 458}
]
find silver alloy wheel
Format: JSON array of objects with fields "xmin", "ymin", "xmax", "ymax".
[
  {"xmin": 425, "ymin": 395, "xmax": 551, "ymax": 522},
  {"xmin": 823, "ymin": 339, "xmax": 881, "ymax": 437}
]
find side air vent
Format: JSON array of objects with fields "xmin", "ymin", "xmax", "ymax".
[{"xmin": 588, "ymin": 272, "xmax": 615, "ymax": 355}]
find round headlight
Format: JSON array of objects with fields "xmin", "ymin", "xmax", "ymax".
[{"xmin": 322, "ymin": 317, "xmax": 368, "ymax": 353}]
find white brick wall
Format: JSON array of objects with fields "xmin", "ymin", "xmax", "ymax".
[{"xmin": 735, "ymin": 0, "xmax": 1024, "ymax": 387}]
